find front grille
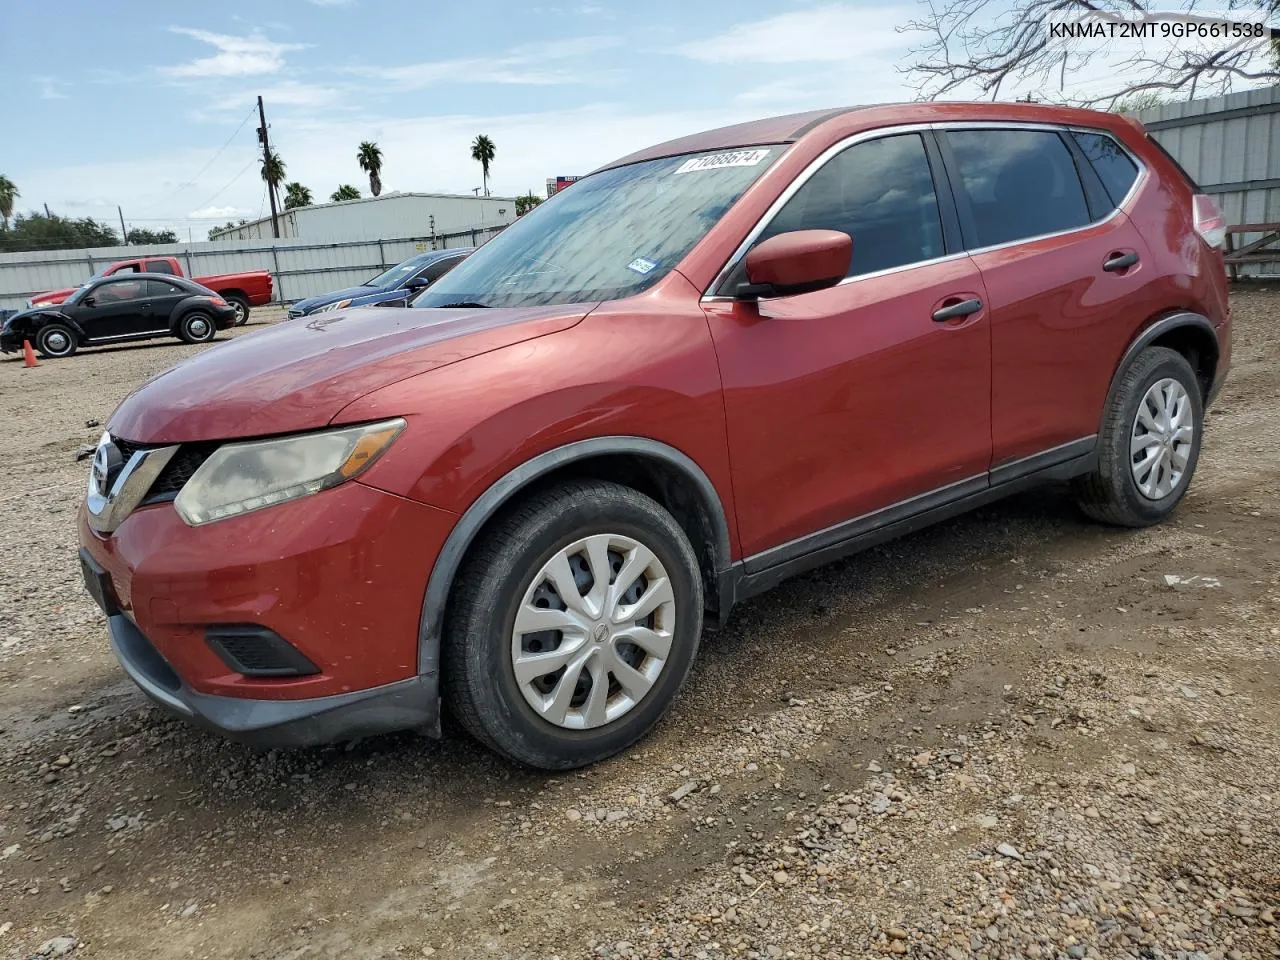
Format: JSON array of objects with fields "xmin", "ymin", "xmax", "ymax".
[
  {"xmin": 112, "ymin": 436, "xmax": 143, "ymax": 463},
  {"xmin": 110, "ymin": 435, "xmax": 218, "ymax": 505},
  {"xmin": 205, "ymin": 626, "xmax": 320, "ymax": 677},
  {"xmin": 147, "ymin": 444, "xmax": 218, "ymax": 499}
]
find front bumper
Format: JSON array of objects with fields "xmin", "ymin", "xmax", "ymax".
[
  {"xmin": 78, "ymin": 479, "xmax": 459, "ymax": 745},
  {"xmin": 105, "ymin": 613, "xmax": 433, "ymax": 747}
]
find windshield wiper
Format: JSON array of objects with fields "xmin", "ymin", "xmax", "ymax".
[{"xmin": 432, "ymin": 301, "xmax": 490, "ymax": 309}]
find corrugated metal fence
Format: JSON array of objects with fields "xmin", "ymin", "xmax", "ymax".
[
  {"xmin": 1139, "ymin": 86, "xmax": 1280, "ymax": 275},
  {"xmin": 0, "ymin": 225, "xmax": 507, "ymax": 310}
]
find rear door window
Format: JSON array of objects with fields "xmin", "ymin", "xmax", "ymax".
[
  {"xmin": 944, "ymin": 129, "xmax": 1091, "ymax": 248},
  {"xmin": 751, "ymin": 133, "xmax": 946, "ymax": 279},
  {"xmin": 1071, "ymin": 132, "xmax": 1140, "ymax": 207}
]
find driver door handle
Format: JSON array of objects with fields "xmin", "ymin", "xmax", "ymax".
[
  {"xmin": 1103, "ymin": 252, "xmax": 1139, "ymax": 272},
  {"xmin": 932, "ymin": 298, "xmax": 983, "ymax": 322}
]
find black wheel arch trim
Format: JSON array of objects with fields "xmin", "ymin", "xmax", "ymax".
[
  {"xmin": 414, "ymin": 435, "xmax": 734, "ymax": 730},
  {"xmin": 1104, "ymin": 311, "xmax": 1218, "ymax": 419}
]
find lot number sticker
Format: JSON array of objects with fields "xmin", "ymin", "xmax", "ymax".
[
  {"xmin": 675, "ymin": 149, "xmax": 772, "ymax": 174},
  {"xmin": 628, "ymin": 257, "xmax": 659, "ymax": 274}
]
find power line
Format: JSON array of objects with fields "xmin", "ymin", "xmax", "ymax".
[
  {"xmin": 187, "ymin": 156, "xmax": 258, "ymax": 216},
  {"xmin": 136, "ymin": 105, "xmax": 257, "ymax": 215}
]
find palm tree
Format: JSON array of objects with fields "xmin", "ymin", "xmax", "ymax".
[
  {"xmin": 357, "ymin": 141, "xmax": 384, "ymax": 198},
  {"xmin": 470, "ymin": 135, "xmax": 496, "ymax": 197},
  {"xmin": 260, "ymin": 150, "xmax": 286, "ymax": 213},
  {"xmin": 330, "ymin": 184, "xmax": 361, "ymax": 202},
  {"xmin": 0, "ymin": 175, "xmax": 18, "ymax": 231},
  {"xmin": 515, "ymin": 191, "xmax": 542, "ymax": 216},
  {"xmin": 284, "ymin": 182, "xmax": 313, "ymax": 210}
]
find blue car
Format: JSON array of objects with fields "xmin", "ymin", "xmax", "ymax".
[{"xmin": 287, "ymin": 248, "xmax": 472, "ymax": 318}]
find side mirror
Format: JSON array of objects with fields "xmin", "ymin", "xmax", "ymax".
[
  {"xmin": 736, "ymin": 229, "xmax": 851, "ymax": 300},
  {"xmin": 82, "ymin": 297, "xmax": 96, "ymax": 308},
  {"xmin": 404, "ymin": 276, "xmax": 430, "ymax": 291}
]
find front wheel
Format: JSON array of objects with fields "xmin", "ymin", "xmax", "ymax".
[
  {"xmin": 443, "ymin": 480, "xmax": 704, "ymax": 769},
  {"xmin": 177, "ymin": 311, "xmax": 217, "ymax": 344},
  {"xmin": 35, "ymin": 323, "xmax": 78, "ymax": 359},
  {"xmin": 1072, "ymin": 346, "xmax": 1203, "ymax": 527}
]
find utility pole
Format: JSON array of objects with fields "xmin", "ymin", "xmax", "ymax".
[
  {"xmin": 43, "ymin": 203, "xmax": 51, "ymax": 218},
  {"xmin": 257, "ymin": 95, "xmax": 280, "ymax": 239},
  {"xmin": 118, "ymin": 205, "xmax": 128, "ymax": 244}
]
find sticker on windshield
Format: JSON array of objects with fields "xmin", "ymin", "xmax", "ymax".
[
  {"xmin": 674, "ymin": 148, "xmax": 771, "ymax": 175},
  {"xmin": 627, "ymin": 257, "xmax": 659, "ymax": 275}
]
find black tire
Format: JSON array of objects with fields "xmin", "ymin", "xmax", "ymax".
[
  {"xmin": 443, "ymin": 480, "xmax": 704, "ymax": 769},
  {"xmin": 177, "ymin": 311, "xmax": 218, "ymax": 344},
  {"xmin": 1072, "ymin": 346, "xmax": 1203, "ymax": 527},
  {"xmin": 227, "ymin": 295, "xmax": 251, "ymax": 326},
  {"xmin": 35, "ymin": 323, "xmax": 77, "ymax": 359}
]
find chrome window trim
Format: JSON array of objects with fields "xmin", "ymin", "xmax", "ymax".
[
  {"xmin": 90, "ymin": 330, "xmax": 171, "ymax": 342},
  {"xmin": 701, "ymin": 119, "xmax": 1149, "ymax": 302}
]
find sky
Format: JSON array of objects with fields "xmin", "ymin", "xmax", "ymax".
[{"xmin": 0, "ymin": 0, "xmax": 1263, "ymax": 240}]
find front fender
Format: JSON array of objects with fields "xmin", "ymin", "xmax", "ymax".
[{"xmin": 10, "ymin": 310, "xmax": 83, "ymax": 341}]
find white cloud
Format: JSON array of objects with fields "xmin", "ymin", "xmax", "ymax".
[
  {"xmin": 188, "ymin": 205, "xmax": 245, "ymax": 220},
  {"xmin": 358, "ymin": 36, "xmax": 623, "ymax": 89},
  {"xmin": 162, "ymin": 28, "xmax": 306, "ymax": 78},
  {"xmin": 34, "ymin": 75, "xmax": 68, "ymax": 100},
  {"xmin": 675, "ymin": 4, "xmax": 912, "ymax": 63},
  {"xmin": 206, "ymin": 80, "xmax": 346, "ymax": 115}
]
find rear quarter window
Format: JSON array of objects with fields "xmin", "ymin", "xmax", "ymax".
[{"xmin": 1071, "ymin": 132, "xmax": 1140, "ymax": 207}]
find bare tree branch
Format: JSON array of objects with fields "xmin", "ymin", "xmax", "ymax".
[{"xmin": 899, "ymin": 0, "xmax": 1280, "ymax": 108}]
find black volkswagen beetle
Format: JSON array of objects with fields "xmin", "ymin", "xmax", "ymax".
[{"xmin": 1, "ymin": 274, "xmax": 238, "ymax": 359}]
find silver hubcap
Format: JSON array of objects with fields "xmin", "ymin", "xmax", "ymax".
[
  {"xmin": 1131, "ymin": 377, "xmax": 1193, "ymax": 500},
  {"xmin": 511, "ymin": 534, "xmax": 676, "ymax": 730},
  {"xmin": 189, "ymin": 318, "xmax": 209, "ymax": 337},
  {"xmin": 234, "ymin": 302, "xmax": 246, "ymax": 323},
  {"xmin": 45, "ymin": 331, "xmax": 69, "ymax": 353}
]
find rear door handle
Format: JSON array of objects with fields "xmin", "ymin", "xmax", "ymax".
[
  {"xmin": 932, "ymin": 298, "xmax": 983, "ymax": 322},
  {"xmin": 1103, "ymin": 252, "xmax": 1139, "ymax": 272}
]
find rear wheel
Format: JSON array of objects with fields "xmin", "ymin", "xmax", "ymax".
[
  {"xmin": 443, "ymin": 480, "xmax": 704, "ymax": 769},
  {"xmin": 35, "ymin": 323, "xmax": 77, "ymax": 359},
  {"xmin": 1072, "ymin": 346, "xmax": 1203, "ymax": 527},
  {"xmin": 177, "ymin": 311, "xmax": 217, "ymax": 344},
  {"xmin": 226, "ymin": 295, "xmax": 250, "ymax": 326}
]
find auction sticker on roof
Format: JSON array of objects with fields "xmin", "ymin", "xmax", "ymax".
[{"xmin": 674, "ymin": 149, "xmax": 772, "ymax": 174}]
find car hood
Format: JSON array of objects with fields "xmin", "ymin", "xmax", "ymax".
[
  {"xmin": 291, "ymin": 285, "xmax": 383, "ymax": 313},
  {"xmin": 108, "ymin": 303, "xmax": 592, "ymax": 443}
]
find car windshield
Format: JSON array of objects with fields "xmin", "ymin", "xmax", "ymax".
[
  {"xmin": 413, "ymin": 146, "xmax": 784, "ymax": 309},
  {"xmin": 365, "ymin": 257, "xmax": 429, "ymax": 288}
]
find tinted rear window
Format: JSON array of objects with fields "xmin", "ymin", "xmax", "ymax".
[
  {"xmin": 1072, "ymin": 132, "xmax": 1139, "ymax": 207},
  {"xmin": 945, "ymin": 129, "xmax": 1091, "ymax": 248}
]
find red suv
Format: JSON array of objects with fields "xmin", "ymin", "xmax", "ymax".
[{"xmin": 79, "ymin": 102, "xmax": 1230, "ymax": 769}]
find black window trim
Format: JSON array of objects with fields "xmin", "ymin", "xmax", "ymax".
[
  {"xmin": 703, "ymin": 120, "xmax": 1149, "ymax": 301},
  {"xmin": 1060, "ymin": 130, "xmax": 1115, "ymax": 221}
]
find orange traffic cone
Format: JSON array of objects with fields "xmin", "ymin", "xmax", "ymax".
[{"xmin": 22, "ymin": 340, "xmax": 38, "ymax": 368}]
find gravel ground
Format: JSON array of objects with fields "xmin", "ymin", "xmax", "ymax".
[{"xmin": 0, "ymin": 293, "xmax": 1277, "ymax": 960}]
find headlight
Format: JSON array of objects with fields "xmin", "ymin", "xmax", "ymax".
[
  {"xmin": 317, "ymin": 298, "xmax": 352, "ymax": 313},
  {"xmin": 174, "ymin": 419, "xmax": 405, "ymax": 525}
]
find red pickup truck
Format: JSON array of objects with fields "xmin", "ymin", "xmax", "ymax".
[{"xmin": 30, "ymin": 256, "xmax": 272, "ymax": 325}]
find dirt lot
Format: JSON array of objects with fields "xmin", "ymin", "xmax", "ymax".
[{"xmin": 0, "ymin": 294, "xmax": 1277, "ymax": 960}]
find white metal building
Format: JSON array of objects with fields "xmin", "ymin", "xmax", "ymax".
[{"xmin": 211, "ymin": 192, "xmax": 518, "ymax": 243}]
